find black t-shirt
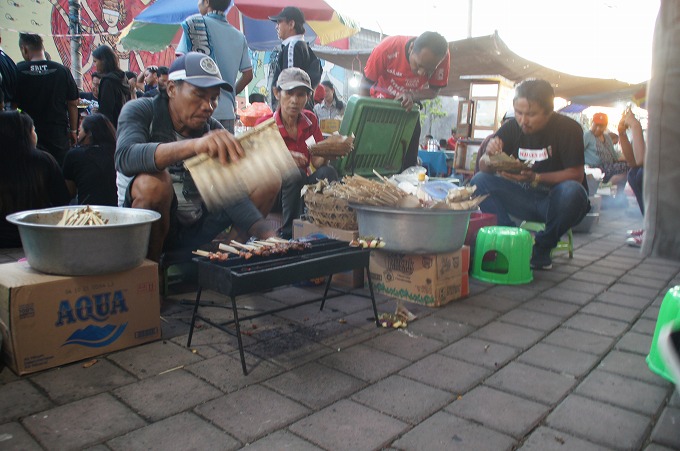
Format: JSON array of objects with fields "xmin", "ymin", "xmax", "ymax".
[
  {"xmin": 0, "ymin": 149, "xmax": 71, "ymax": 248},
  {"xmin": 495, "ymin": 113, "xmax": 588, "ymax": 192},
  {"xmin": 15, "ymin": 59, "xmax": 79, "ymax": 135},
  {"xmin": 62, "ymin": 143, "xmax": 117, "ymax": 206}
]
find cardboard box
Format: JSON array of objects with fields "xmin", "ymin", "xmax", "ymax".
[
  {"xmin": 320, "ymin": 119, "xmax": 341, "ymax": 134},
  {"xmin": 293, "ymin": 219, "xmax": 358, "ymax": 242},
  {"xmin": 293, "ymin": 219, "xmax": 364, "ymax": 288},
  {"xmin": 369, "ymin": 246, "xmax": 470, "ymax": 307},
  {"xmin": 0, "ymin": 260, "xmax": 161, "ymax": 375}
]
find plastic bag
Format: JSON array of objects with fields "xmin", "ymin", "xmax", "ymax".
[{"xmin": 239, "ymin": 102, "xmax": 273, "ymax": 127}]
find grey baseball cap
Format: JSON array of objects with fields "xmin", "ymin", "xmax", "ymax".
[
  {"xmin": 168, "ymin": 52, "xmax": 233, "ymax": 92},
  {"xmin": 276, "ymin": 67, "xmax": 312, "ymax": 92}
]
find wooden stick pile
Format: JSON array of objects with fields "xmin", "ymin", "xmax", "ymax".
[
  {"xmin": 56, "ymin": 206, "xmax": 109, "ymax": 226},
  {"xmin": 329, "ymin": 173, "xmax": 409, "ymax": 206}
]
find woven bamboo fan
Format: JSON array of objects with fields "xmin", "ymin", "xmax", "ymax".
[{"xmin": 184, "ymin": 118, "xmax": 298, "ymax": 211}]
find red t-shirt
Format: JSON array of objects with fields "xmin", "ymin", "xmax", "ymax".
[
  {"xmin": 256, "ymin": 109, "xmax": 323, "ymax": 173},
  {"xmin": 363, "ymin": 35, "xmax": 450, "ymax": 99}
]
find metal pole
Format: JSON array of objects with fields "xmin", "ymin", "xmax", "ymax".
[
  {"xmin": 68, "ymin": 0, "xmax": 82, "ymax": 89},
  {"xmin": 467, "ymin": 0, "xmax": 473, "ymax": 38}
]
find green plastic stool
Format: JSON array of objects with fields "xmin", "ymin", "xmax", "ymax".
[
  {"xmin": 520, "ymin": 221, "xmax": 574, "ymax": 258},
  {"xmin": 471, "ymin": 226, "xmax": 533, "ymax": 285},
  {"xmin": 647, "ymin": 285, "xmax": 680, "ymax": 383}
]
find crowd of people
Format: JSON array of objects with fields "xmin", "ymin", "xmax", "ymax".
[
  {"xmin": 0, "ymin": 0, "xmax": 455, "ymax": 261},
  {"xmin": 1, "ymin": 0, "xmax": 666, "ymax": 267}
]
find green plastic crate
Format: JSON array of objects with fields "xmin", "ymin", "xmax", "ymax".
[{"xmin": 333, "ymin": 96, "xmax": 419, "ymax": 178}]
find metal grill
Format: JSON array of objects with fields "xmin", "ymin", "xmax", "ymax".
[{"xmin": 187, "ymin": 238, "xmax": 379, "ymax": 375}]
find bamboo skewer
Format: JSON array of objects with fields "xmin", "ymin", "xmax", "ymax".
[{"xmin": 218, "ymin": 243, "xmax": 243, "ymax": 254}]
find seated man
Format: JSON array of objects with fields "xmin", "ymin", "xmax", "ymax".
[
  {"xmin": 256, "ymin": 68, "xmax": 340, "ymax": 239},
  {"xmin": 583, "ymin": 112, "xmax": 628, "ymax": 187},
  {"xmin": 471, "ymin": 79, "xmax": 590, "ymax": 270},
  {"xmin": 115, "ymin": 52, "xmax": 279, "ymax": 261}
]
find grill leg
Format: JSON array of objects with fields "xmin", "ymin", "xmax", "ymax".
[
  {"xmin": 365, "ymin": 266, "xmax": 380, "ymax": 327},
  {"xmin": 230, "ymin": 294, "xmax": 248, "ymax": 375},
  {"xmin": 187, "ymin": 287, "xmax": 203, "ymax": 347},
  {"xmin": 319, "ymin": 275, "xmax": 333, "ymax": 311}
]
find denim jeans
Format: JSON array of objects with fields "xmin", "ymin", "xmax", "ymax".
[
  {"xmin": 628, "ymin": 166, "xmax": 644, "ymax": 215},
  {"xmin": 471, "ymin": 172, "xmax": 590, "ymax": 250}
]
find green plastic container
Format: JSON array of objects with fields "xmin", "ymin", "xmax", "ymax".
[
  {"xmin": 333, "ymin": 96, "xmax": 419, "ymax": 178},
  {"xmin": 647, "ymin": 285, "xmax": 680, "ymax": 383},
  {"xmin": 471, "ymin": 226, "xmax": 533, "ymax": 285}
]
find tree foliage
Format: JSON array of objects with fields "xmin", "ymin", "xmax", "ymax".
[{"xmin": 419, "ymin": 97, "xmax": 447, "ymax": 126}]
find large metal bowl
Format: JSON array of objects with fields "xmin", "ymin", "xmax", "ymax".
[
  {"xmin": 350, "ymin": 203, "xmax": 473, "ymax": 254},
  {"xmin": 6, "ymin": 206, "xmax": 160, "ymax": 276}
]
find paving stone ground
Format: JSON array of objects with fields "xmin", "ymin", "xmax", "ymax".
[{"xmin": 2, "ymin": 203, "xmax": 679, "ymax": 450}]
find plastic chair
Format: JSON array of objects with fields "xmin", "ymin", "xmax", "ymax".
[
  {"xmin": 647, "ymin": 286, "xmax": 680, "ymax": 383},
  {"xmin": 471, "ymin": 226, "xmax": 533, "ymax": 285},
  {"xmin": 520, "ymin": 221, "xmax": 574, "ymax": 258}
]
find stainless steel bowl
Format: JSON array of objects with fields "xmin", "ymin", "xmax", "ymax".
[
  {"xmin": 350, "ymin": 203, "xmax": 473, "ymax": 254},
  {"xmin": 6, "ymin": 206, "xmax": 161, "ymax": 276}
]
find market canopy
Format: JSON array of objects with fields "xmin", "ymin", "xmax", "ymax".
[
  {"xmin": 119, "ymin": 0, "xmax": 360, "ymax": 52},
  {"xmin": 315, "ymin": 32, "xmax": 647, "ymax": 107}
]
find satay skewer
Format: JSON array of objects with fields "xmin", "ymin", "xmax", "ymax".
[
  {"xmin": 266, "ymin": 236, "xmax": 289, "ymax": 244},
  {"xmin": 218, "ymin": 243, "xmax": 242, "ymax": 254},
  {"xmin": 253, "ymin": 240, "xmax": 276, "ymax": 247},
  {"xmin": 230, "ymin": 240, "xmax": 260, "ymax": 251}
]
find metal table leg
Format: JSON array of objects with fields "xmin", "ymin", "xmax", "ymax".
[{"xmin": 186, "ymin": 287, "xmax": 203, "ymax": 347}]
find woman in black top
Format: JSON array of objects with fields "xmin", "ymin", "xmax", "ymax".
[
  {"xmin": 63, "ymin": 113, "xmax": 117, "ymax": 206},
  {"xmin": 92, "ymin": 45, "xmax": 130, "ymax": 127},
  {"xmin": 0, "ymin": 111, "xmax": 70, "ymax": 248}
]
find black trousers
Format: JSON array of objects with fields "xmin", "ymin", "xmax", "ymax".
[{"xmin": 279, "ymin": 165, "xmax": 338, "ymax": 238}]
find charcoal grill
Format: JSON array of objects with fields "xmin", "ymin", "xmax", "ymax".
[{"xmin": 187, "ymin": 238, "xmax": 379, "ymax": 375}]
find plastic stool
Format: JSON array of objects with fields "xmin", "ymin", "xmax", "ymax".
[
  {"xmin": 471, "ymin": 226, "xmax": 533, "ymax": 285},
  {"xmin": 520, "ymin": 221, "xmax": 574, "ymax": 258},
  {"xmin": 647, "ymin": 285, "xmax": 680, "ymax": 383}
]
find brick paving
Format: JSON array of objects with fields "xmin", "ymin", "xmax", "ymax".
[{"xmin": 1, "ymin": 203, "xmax": 679, "ymax": 450}]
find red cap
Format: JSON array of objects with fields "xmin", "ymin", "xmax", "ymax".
[
  {"xmin": 592, "ymin": 112, "xmax": 608, "ymax": 125},
  {"xmin": 313, "ymin": 84, "xmax": 326, "ymax": 103}
]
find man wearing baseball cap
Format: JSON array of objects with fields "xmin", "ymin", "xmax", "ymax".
[
  {"xmin": 255, "ymin": 68, "xmax": 342, "ymax": 238},
  {"xmin": 115, "ymin": 52, "xmax": 279, "ymax": 261},
  {"xmin": 583, "ymin": 111, "xmax": 628, "ymax": 189},
  {"xmin": 267, "ymin": 6, "xmax": 322, "ymax": 110}
]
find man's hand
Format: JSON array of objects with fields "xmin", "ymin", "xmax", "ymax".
[
  {"xmin": 499, "ymin": 169, "xmax": 536, "ymax": 184},
  {"xmin": 290, "ymin": 151, "xmax": 308, "ymax": 169},
  {"xmin": 395, "ymin": 91, "xmax": 415, "ymax": 111},
  {"xmin": 619, "ymin": 110, "xmax": 642, "ymax": 133},
  {"xmin": 194, "ymin": 129, "xmax": 245, "ymax": 165},
  {"xmin": 485, "ymin": 137, "xmax": 504, "ymax": 156}
]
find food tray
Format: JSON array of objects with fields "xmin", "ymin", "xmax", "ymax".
[
  {"xmin": 309, "ymin": 134, "xmax": 354, "ymax": 158},
  {"xmin": 486, "ymin": 153, "xmax": 529, "ymax": 173},
  {"xmin": 333, "ymin": 96, "xmax": 419, "ymax": 178},
  {"xmin": 6, "ymin": 206, "xmax": 160, "ymax": 275},
  {"xmin": 350, "ymin": 203, "xmax": 473, "ymax": 254}
]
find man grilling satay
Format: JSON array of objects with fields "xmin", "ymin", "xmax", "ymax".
[{"xmin": 115, "ymin": 52, "xmax": 278, "ymax": 261}]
